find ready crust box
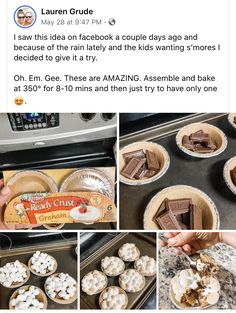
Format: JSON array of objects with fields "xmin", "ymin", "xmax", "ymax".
[
  {"xmin": 3, "ymin": 167, "xmax": 116, "ymax": 225},
  {"xmin": 4, "ymin": 192, "xmax": 116, "ymax": 225}
]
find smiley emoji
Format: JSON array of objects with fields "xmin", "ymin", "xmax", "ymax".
[{"xmin": 15, "ymin": 96, "xmax": 24, "ymax": 105}]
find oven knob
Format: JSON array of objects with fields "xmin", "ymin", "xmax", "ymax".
[
  {"xmin": 80, "ymin": 113, "xmax": 96, "ymax": 121},
  {"xmin": 24, "ymin": 125, "xmax": 29, "ymax": 130},
  {"xmin": 29, "ymin": 124, "xmax": 33, "ymax": 129},
  {"xmin": 33, "ymin": 124, "xmax": 37, "ymax": 129},
  {"xmin": 101, "ymin": 113, "xmax": 116, "ymax": 121},
  {"xmin": 38, "ymin": 123, "xmax": 42, "ymax": 128},
  {"xmin": 42, "ymin": 123, "xmax": 47, "ymax": 128}
]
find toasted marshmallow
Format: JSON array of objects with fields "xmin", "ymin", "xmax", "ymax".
[
  {"xmin": 101, "ymin": 257, "xmax": 125, "ymax": 276},
  {"xmin": 134, "ymin": 256, "xmax": 156, "ymax": 276},
  {"xmin": 82, "ymin": 270, "xmax": 107, "ymax": 295},
  {"xmin": 100, "ymin": 287, "xmax": 127, "ymax": 310},
  {"xmin": 118, "ymin": 243, "xmax": 140, "ymax": 262},
  {"xmin": 119, "ymin": 269, "xmax": 145, "ymax": 292}
]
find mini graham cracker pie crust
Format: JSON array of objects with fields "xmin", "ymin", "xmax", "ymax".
[
  {"xmin": 99, "ymin": 286, "xmax": 128, "ymax": 310},
  {"xmin": 119, "ymin": 141, "xmax": 170, "ymax": 186},
  {"xmin": 228, "ymin": 113, "xmax": 236, "ymax": 130},
  {"xmin": 144, "ymin": 185, "xmax": 219, "ymax": 230},
  {"xmin": 0, "ymin": 262, "xmax": 30, "ymax": 289},
  {"xmin": 6, "ymin": 170, "xmax": 58, "ymax": 203},
  {"xmin": 176, "ymin": 122, "xmax": 227, "ymax": 158},
  {"xmin": 45, "ymin": 273, "xmax": 78, "ymax": 304},
  {"xmin": 28, "ymin": 253, "xmax": 58, "ymax": 277},
  {"xmin": 9, "ymin": 285, "xmax": 48, "ymax": 310},
  {"xmin": 4, "ymin": 168, "xmax": 116, "ymax": 226},
  {"xmin": 223, "ymin": 156, "xmax": 236, "ymax": 195}
]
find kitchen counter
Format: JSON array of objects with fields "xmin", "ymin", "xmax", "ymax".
[{"xmin": 159, "ymin": 243, "xmax": 236, "ymax": 310}]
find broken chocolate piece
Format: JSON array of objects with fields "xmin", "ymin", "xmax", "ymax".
[
  {"xmin": 230, "ymin": 167, "xmax": 236, "ymax": 186},
  {"xmin": 146, "ymin": 150, "xmax": 160, "ymax": 171},
  {"xmin": 156, "ymin": 210, "xmax": 182, "ymax": 230},
  {"xmin": 134, "ymin": 164, "xmax": 148, "ymax": 179},
  {"xmin": 190, "ymin": 204, "xmax": 202, "ymax": 229},
  {"xmin": 121, "ymin": 158, "xmax": 146, "ymax": 179},
  {"xmin": 182, "ymin": 130, "xmax": 217, "ymax": 154},
  {"xmin": 122, "ymin": 149, "xmax": 146, "ymax": 163},
  {"xmin": 152, "ymin": 198, "xmax": 168, "ymax": 222},
  {"xmin": 144, "ymin": 170, "xmax": 156, "ymax": 178}
]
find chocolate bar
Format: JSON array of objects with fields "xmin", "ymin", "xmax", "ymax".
[
  {"xmin": 156, "ymin": 210, "xmax": 182, "ymax": 230},
  {"xmin": 121, "ymin": 148, "xmax": 159, "ymax": 180},
  {"xmin": 146, "ymin": 150, "xmax": 160, "ymax": 171},
  {"xmin": 134, "ymin": 164, "xmax": 148, "ymax": 179},
  {"xmin": 166, "ymin": 198, "xmax": 192, "ymax": 213},
  {"xmin": 122, "ymin": 149, "xmax": 146, "ymax": 163},
  {"xmin": 230, "ymin": 167, "xmax": 236, "ymax": 186},
  {"xmin": 121, "ymin": 158, "xmax": 146, "ymax": 179},
  {"xmin": 182, "ymin": 130, "xmax": 217, "ymax": 154},
  {"xmin": 153, "ymin": 197, "xmax": 203, "ymax": 230},
  {"xmin": 190, "ymin": 204, "xmax": 202, "ymax": 229},
  {"xmin": 152, "ymin": 198, "xmax": 167, "ymax": 222}
]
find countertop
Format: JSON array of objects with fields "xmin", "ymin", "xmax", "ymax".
[{"xmin": 159, "ymin": 243, "xmax": 236, "ymax": 310}]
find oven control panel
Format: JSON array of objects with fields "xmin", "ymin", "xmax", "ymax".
[{"xmin": 8, "ymin": 113, "xmax": 59, "ymax": 131}]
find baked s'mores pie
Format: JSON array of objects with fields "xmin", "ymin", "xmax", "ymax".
[
  {"xmin": 119, "ymin": 269, "xmax": 145, "ymax": 293},
  {"xmin": 118, "ymin": 243, "xmax": 140, "ymax": 262},
  {"xmin": 134, "ymin": 256, "xmax": 156, "ymax": 276},
  {"xmin": 29, "ymin": 251, "xmax": 57, "ymax": 276},
  {"xmin": 101, "ymin": 256, "xmax": 125, "ymax": 276},
  {"xmin": 82, "ymin": 270, "xmax": 108, "ymax": 295},
  {"xmin": 99, "ymin": 286, "xmax": 128, "ymax": 310}
]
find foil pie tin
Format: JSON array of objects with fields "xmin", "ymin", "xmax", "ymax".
[{"xmin": 60, "ymin": 168, "xmax": 114, "ymax": 200}]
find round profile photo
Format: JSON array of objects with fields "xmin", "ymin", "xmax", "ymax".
[{"xmin": 14, "ymin": 5, "xmax": 37, "ymax": 28}]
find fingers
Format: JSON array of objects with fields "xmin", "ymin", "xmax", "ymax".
[
  {"xmin": 0, "ymin": 185, "xmax": 11, "ymax": 208},
  {"xmin": 159, "ymin": 232, "xmax": 181, "ymax": 248},
  {"xmin": 167, "ymin": 232, "xmax": 196, "ymax": 247}
]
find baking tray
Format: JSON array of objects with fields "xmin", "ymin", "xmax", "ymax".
[
  {"xmin": 0, "ymin": 240, "xmax": 78, "ymax": 309},
  {"xmin": 80, "ymin": 232, "xmax": 156, "ymax": 310},
  {"xmin": 120, "ymin": 113, "xmax": 236, "ymax": 229}
]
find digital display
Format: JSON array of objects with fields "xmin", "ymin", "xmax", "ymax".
[{"xmin": 26, "ymin": 113, "xmax": 43, "ymax": 120}]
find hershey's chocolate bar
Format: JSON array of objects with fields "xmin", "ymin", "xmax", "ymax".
[
  {"xmin": 121, "ymin": 158, "xmax": 146, "ymax": 179},
  {"xmin": 157, "ymin": 210, "xmax": 182, "ymax": 230},
  {"xmin": 146, "ymin": 150, "xmax": 160, "ymax": 171},
  {"xmin": 152, "ymin": 198, "xmax": 168, "ymax": 222},
  {"xmin": 123, "ymin": 149, "xmax": 146, "ymax": 163},
  {"xmin": 166, "ymin": 198, "xmax": 192, "ymax": 213},
  {"xmin": 190, "ymin": 204, "xmax": 202, "ymax": 229}
]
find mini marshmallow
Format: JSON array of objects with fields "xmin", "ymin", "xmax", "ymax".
[
  {"xmin": 45, "ymin": 273, "xmax": 77, "ymax": 301},
  {"xmin": 10, "ymin": 286, "xmax": 45, "ymax": 310},
  {"xmin": 119, "ymin": 269, "xmax": 145, "ymax": 292},
  {"xmin": 118, "ymin": 243, "xmax": 140, "ymax": 262},
  {"xmin": 134, "ymin": 256, "xmax": 156, "ymax": 276},
  {"xmin": 100, "ymin": 287, "xmax": 127, "ymax": 310},
  {"xmin": 82, "ymin": 270, "xmax": 107, "ymax": 295},
  {"xmin": 29, "ymin": 251, "xmax": 56, "ymax": 275},
  {"xmin": 101, "ymin": 256, "xmax": 125, "ymax": 276},
  {"xmin": 0, "ymin": 261, "xmax": 28, "ymax": 287}
]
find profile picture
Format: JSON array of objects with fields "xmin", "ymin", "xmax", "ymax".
[{"xmin": 14, "ymin": 5, "xmax": 37, "ymax": 28}]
